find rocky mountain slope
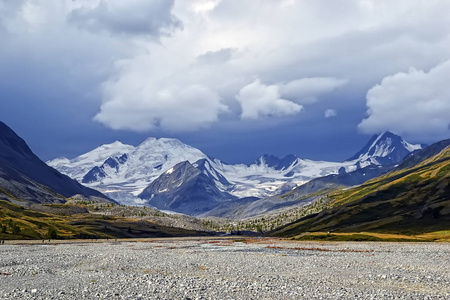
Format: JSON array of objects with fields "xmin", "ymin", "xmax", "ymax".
[
  {"xmin": 0, "ymin": 122, "xmax": 112, "ymax": 204},
  {"xmin": 395, "ymin": 139, "xmax": 450, "ymax": 170},
  {"xmin": 346, "ymin": 131, "xmax": 422, "ymax": 167},
  {"xmin": 190, "ymin": 132, "xmax": 423, "ymax": 218},
  {"xmin": 269, "ymin": 144, "xmax": 450, "ymax": 237},
  {"xmin": 48, "ymin": 138, "xmax": 210, "ymax": 204},
  {"xmin": 138, "ymin": 161, "xmax": 237, "ymax": 216},
  {"xmin": 48, "ymin": 131, "xmax": 422, "ymax": 208}
]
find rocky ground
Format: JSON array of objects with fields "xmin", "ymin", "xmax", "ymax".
[{"xmin": 0, "ymin": 238, "xmax": 449, "ymax": 299}]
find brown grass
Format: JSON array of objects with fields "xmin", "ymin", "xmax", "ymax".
[{"xmin": 265, "ymin": 246, "xmax": 373, "ymax": 253}]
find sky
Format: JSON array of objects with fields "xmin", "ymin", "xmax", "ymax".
[{"xmin": 1, "ymin": 0, "xmax": 450, "ymax": 164}]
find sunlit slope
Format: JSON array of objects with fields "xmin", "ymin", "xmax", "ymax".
[
  {"xmin": 0, "ymin": 200, "xmax": 208, "ymax": 240},
  {"xmin": 270, "ymin": 147, "xmax": 450, "ymax": 237}
]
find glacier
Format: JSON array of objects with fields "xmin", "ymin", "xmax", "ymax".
[{"xmin": 47, "ymin": 131, "xmax": 422, "ymax": 205}]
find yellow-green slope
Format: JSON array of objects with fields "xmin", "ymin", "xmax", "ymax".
[
  {"xmin": 270, "ymin": 147, "xmax": 450, "ymax": 238},
  {"xmin": 0, "ymin": 200, "xmax": 208, "ymax": 240}
]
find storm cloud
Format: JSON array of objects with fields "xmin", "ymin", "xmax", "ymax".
[
  {"xmin": 1, "ymin": 0, "xmax": 450, "ymax": 162},
  {"xmin": 68, "ymin": 0, "xmax": 182, "ymax": 38}
]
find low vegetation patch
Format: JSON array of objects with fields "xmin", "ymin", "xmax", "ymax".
[
  {"xmin": 0, "ymin": 200, "xmax": 210, "ymax": 240},
  {"xmin": 290, "ymin": 233, "xmax": 431, "ymax": 242},
  {"xmin": 266, "ymin": 245, "xmax": 374, "ymax": 253}
]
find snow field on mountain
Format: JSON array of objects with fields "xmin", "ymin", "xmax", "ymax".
[{"xmin": 47, "ymin": 132, "xmax": 422, "ymax": 205}]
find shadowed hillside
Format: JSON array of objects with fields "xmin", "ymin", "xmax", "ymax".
[{"xmin": 0, "ymin": 121, "xmax": 112, "ymax": 204}]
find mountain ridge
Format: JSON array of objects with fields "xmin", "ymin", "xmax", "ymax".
[
  {"xmin": 269, "ymin": 144, "xmax": 450, "ymax": 237},
  {"xmin": 139, "ymin": 161, "xmax": 237, "ymax": 215},
  {"xmin": 47, "ymin": 131, "xmax": 423, "ymax": 210},
  {"xmin": 346, "ymin": 131, "xmax": 422, "ymax": 166},
  {"xmin": 0, "ymin": 121, "xmax": 112, "ymax": 204}
]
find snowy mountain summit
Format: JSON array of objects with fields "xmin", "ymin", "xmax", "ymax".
[
  {"xmin": 138, "ymin": 161, "xmax": 236, "ymax": 215},
  {"xmin": 47, "ymin": 131, "xmax": 422, "ymax": 208},
  {"xmin": 48, "ymin": 141, "xmax": 135, "ymax": 181},
  {"xmin": 346, "ymin": 131, "xmax": 422, "ymax": 167},
  {"xmin": 47, "ymin": 138, "xmax": 208, "ymax": 204}
]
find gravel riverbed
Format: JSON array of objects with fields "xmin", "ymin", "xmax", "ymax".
[{"xmin": 0, "ymin": 238, "xmax": 449, "ymax": 299}]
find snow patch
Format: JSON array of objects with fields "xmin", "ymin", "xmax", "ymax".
[{"xmin": 47, "ymin": 132, "xmax": 422, "ymax": 204}]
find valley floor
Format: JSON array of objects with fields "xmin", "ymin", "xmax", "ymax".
[{"xmin": 0, "ymin": 238, "xmax": 449, "ymax": 299}]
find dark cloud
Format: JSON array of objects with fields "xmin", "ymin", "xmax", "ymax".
[
  {"xmin": 68, "ymin": 0, "xmax": 182, "ymax": 37},
  {"xmin": 0, "ymin": 0, "xmax": 449, "ymax": 164}
]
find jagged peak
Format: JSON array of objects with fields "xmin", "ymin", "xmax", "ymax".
[
  {"xmin": 346, "ymin": 131, "xmax": 422, "ymax": 164},
  {"xmin": 194, "ymin": 157, "xmax": 209, "ymax": 164},
  {"xmin": 371, "ymin": 131, "xmax": 422, "ymax": 152},
  {"xmin": 368, "ymin": 131, "xmax": 399, "ymax": 147}
]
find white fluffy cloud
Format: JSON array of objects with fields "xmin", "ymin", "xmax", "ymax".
[
  {"xmin": 2, "ymin": 0, "xmax": 450, "ymax": 135},
  {"xmin": 235, "ymin": 78, "xmax": 344, "ymax": 119},
  {"xmin": 358, "ymin": 60, "xmax": 450, "ymax": 141},
  {"xmin": 324, "ymin": 109, "xmax": 337, "ymax": 118},
  {"xmin": 95, "ymin": 81, "xmax": 228, "ymax": 131},
  {"xmin": 236, "ymin": 80, "xmax": 303, "ymax": 119}
]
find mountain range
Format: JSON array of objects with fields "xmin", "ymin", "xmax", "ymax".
[
  {"xmin": 2, "ymin": 119, "xmax": 447, "ymax": 241},
  {"xmin": 48, "ymin": 131, "xmax": 422, "ymax": 215},
  {"xmin": 270, "ymin": 140, "xmax": 450, "ymax": 238}
]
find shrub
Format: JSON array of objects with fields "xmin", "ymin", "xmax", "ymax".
[
  {"xmin": 11, "ymin": 224, "xmax": 21, "ymax": 235},
  {"xmin": 46, "ymin": 227, "xmax": 58, "ymax": 239}
]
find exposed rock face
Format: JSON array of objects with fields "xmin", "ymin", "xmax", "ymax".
[
  {"xmin": 346, "ymin": 131, "xmax": 422, "ymax": 166},
  {"xmin": 139, "ymin": 161, "xmax": 236, "ymax": 216}
]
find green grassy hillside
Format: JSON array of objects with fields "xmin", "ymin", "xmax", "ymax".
[
  {"xmin": 0, "ymin": 200, "xmax": 209, "ymax": 240},
  {"xmin": 269, "ymin": 147, "xmax": 450, "ymax": 239}
]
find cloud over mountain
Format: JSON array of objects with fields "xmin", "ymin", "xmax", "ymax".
[
  {"xmin": 236, "ymin": 80, "xmax": 303, "ymax": 120},
  {"xmin": 1, "ymin": 0, "xmax": 450, "ymax": 161},
  {"xmin": 359, "ymin": 60, "xmax": 450, "ymax": 142},
  {"xmin": 95, "ymin": 82, "xmax": 228, "ymax": 132}
]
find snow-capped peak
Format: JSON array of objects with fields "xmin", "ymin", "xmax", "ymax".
[
  {"xmin": 71, "ymin": 141, "xmax": 134, "ymax": 164},
  {"xmin": 138, "ymin": 137, "xmax": 197, "ymax": 150},
  {"xmin": 47, "ymin": 140, "xmax": 135, "ymax": 180},
  {"xmin": 48, "ymin": 136, "xmax": 209, "ymax": 201},
  {"xmin": 347, "ymin": 131, "xmax": 422, "ymax": 166},
  {"xmin": 133, "ymin": 137, "xmax": 207, "ymax": 167},
  {"xmin": 47, "ymin": 131, "xmax": 425, "ymax": 206}
]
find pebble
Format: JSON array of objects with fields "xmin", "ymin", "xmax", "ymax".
[{"xmin": 0, "ymin": 239, "xmax": 449, "ymax": 299}]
